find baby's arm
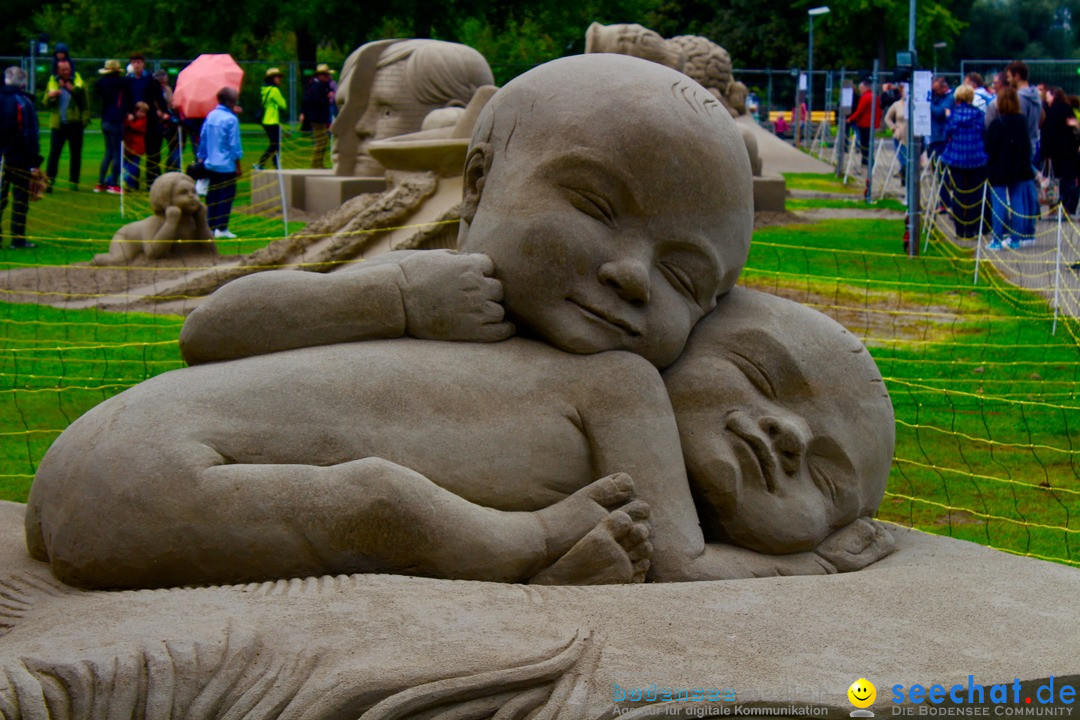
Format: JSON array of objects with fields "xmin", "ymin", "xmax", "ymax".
[
  {"xmin": 144, "ymin": 207, "xmax": 183, "ymax": 259},
  {"xmin": 675, "ymin": 518, "xmax": 895, "ymax": 580},
  {"xmin": 179, "ymin": 250, "xmax": 512, "ymax": 365}
]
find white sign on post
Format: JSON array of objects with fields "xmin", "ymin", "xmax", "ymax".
[
  {"xmin": 840, "ymin": 87, "xmax": 854, "ymax": 109},
  {"xmin": 799, "ymin": 73, "xmax": 808, "ymax": 91},
  {"xmin": 913, "ymin": 70, "xmax": 933, "ymax": 136}
]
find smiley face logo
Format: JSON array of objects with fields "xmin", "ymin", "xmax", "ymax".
[{"xmin": 848, "ymin": 679, "xmax": 877, "ymax": 709}]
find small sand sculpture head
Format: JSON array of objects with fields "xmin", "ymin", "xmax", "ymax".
[
  {"xmin": 458, "ymin": 54, "xmax": 752, "ymax": 368},
  {"xmin": 664, "ymin": 288, "xmax": 895, "ymax": 554},
  {"xmin": 585, "ymin": 23, "xmax": 685, "ymax": 70},
  {"xmin": 332, "ymin": 39, "xmax": 494, "ymax": 176},
  {"xmin": 149, "ymin": 173, "xmax": 203, "ymax": 217}
]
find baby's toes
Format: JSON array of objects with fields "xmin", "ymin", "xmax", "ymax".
[
  {"xmin": 631, "ymin": 558, "xmax": 650, "ymax": 583},
  {"xmin": 619, "ymin": 523, "xmax": 650, "ymax": 551},
  {"xmin": 588, "ymin": 473, "xmax": 636, "ymax": 508},
  {"xmin": 604, "ymin": 510, "xmax": 634, "ymax": 539},
  {"xmin": 627, "ymin": 540, "xmax": 652, "ymax": 562},
  {"xmin": 618, "ymin": 500, "xmax": 650, "ymax": 521}
]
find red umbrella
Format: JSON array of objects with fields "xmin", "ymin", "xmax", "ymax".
[{"xmin": 173, "ymin": 54, "xmax": 244, "ymax": 119}]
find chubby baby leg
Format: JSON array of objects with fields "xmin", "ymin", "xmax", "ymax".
[{"xmin": 28, "ymin": 444, "xmax": 646, "ymax": 588}]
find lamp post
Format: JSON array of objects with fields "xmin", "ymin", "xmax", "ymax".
[
  {"xmin": 808, "ymin": 6, "xmax": 830, "ymax": 128},
  {"xmin": 933, "ymin": 41, "xmax": 947, "ymax": 75}
]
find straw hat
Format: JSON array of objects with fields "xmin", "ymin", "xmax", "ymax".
[
  {"xmin": 315, "ymin": 63, "xmax": 335, "ymax": 75},
  {"xmin": 98, "ymin": 59, "xmax": 122, "ymax": 75},
  {"xmin": 265, "ymin": 67, "xmax": 283, "ymax": 79}
]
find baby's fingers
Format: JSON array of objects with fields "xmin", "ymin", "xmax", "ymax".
[
  {"xmin": 481, "ymin": 276, "xmax": 504, "ymax": 302},
  {"xmin": 470, "ymin": 321, "xmax": 515, "ymax": 342}
]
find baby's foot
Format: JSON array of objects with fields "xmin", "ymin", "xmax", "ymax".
[
  {"xmin": 529, "ymin": 501, "xmax": 652, "ymax": 585},
  {"xmin": 535, "ymin": 473, "xmax": 637, "ymax": 561}
]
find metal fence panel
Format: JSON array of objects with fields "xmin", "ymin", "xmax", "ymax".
[{"xmin": 962, "ymin": 58, "xmax": 1080, "ymax": 95}]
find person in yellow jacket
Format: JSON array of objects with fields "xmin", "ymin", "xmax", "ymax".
[
  {"xmin": 255, "ymin": 68, "xmax": 287, "ymax": 169},
  {"xmin": 44, "ymin": 58, "xmax": 91, "ymax": 191}
]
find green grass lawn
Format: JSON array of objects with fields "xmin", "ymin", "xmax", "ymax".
[
  {"xmin": 748, "ymin": 174, "xmax": 1080, "ymax": 566},
  {"xmin": 1, "ymin": 168, "xmax": 1078, "ymax": 568}
]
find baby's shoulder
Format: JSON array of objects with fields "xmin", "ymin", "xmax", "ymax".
[
  {"xmin": 556, "ymin": 349, "xmax": 668, "ymax": 407},
  {"xmin": 113, "ymin": 215, "xmax": 162, "ymax": 240}
]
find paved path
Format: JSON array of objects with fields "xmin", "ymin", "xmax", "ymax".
[{"xmin": 736, "ymin": 115, "xmax": 835, "ymax": 175}]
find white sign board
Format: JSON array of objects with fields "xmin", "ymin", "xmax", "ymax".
[
  {"xmin": 915, "ymin": 72, "xmax": 933, "ymax": 137},
  {"xmin": 913, "ymin": 70, "xmax": 933, "ymax": 136},
  {"xmin": 840, "ymin": 87, "xmax": 854, "ymax": 109},
  {"xmin": 799, "ymin": 73, "xmax": 808, "ymax": 91}
]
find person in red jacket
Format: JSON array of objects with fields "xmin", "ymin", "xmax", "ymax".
[
  {"xmin": 122, "ymin": 101, "xmax": 148, "ymax": 190},
  {"xmin": 847, "ymin": 80, "xmax": 882, "ymax": 167}
]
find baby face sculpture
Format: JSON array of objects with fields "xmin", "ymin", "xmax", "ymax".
[
  {"xmin": 332, "ymin": 39, "xmax": 494, "ymax": 177},
  {"xmin": 457, "ymin": 54, "xmax": 753, "ymax": 368},
  {"xmin": 664, "ymin": 288, "xmax": 895, "ymax": 554},
  {"xmin": 159, "ymin": 174, "xmax": 203, "ymax": 216}
]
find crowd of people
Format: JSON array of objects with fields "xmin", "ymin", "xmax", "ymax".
[
  {"xmin": 0, "ymin": 45, "xmax": 340, "ymax": 247},
  {"xmin": 874, "ymin": 60, "xmax": 1080, "ymax": 250}
]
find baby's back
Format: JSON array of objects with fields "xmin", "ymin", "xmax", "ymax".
[{"xmin": 37, "ymin": 337, "xmax": 651, "ymax": 512}]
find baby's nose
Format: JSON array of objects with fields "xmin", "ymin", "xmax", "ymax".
[
  {"xmin": 758, "ymin": 414, "xmax": 810, "ymax": 475},
  {"xmin": 598, "ymin": 259, "xmax": 650, "ymax": 306}
]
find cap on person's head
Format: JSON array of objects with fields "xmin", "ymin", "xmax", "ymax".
[
  {"xmin": 265, "ymin": 67, "xmax": 283, "ymax": 79},
  {"xmin": 315, "ymin": 63, "xmax": 334, "ymax": 75},
  {"xmin": 98, "ymin": 59, "xmax": 122, "ymax": 75},
  {"xmin": 55, "ymin": 42, "xmax": 69, "ymax": 55}
]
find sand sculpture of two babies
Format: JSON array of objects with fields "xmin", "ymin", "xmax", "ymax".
[{"xmin": 25, "ymin": 55, "xmax": 895, "ymax": 591}]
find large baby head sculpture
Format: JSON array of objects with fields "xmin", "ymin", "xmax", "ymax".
[
  {"xmin": 457, "ymin": 53, "xmax": 753, "ymax": 367},
  {"xmin": 664, "ymin": 288, "xmax": 895, "ymax": 554},
  {"xmin": 332, "ymin": 39, "xmax": 495, "ymax": 176}
]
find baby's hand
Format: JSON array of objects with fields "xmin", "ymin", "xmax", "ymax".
[
  {"xmin": 164, "ymin": 206, "xmax": 183, "ymax": 221},
  {"xmin": 398, "ymin": 250, "xmax": 514, "ymax": 342},
  {"xmin": 815, "ymin": 517, "xmax": 895, "ymax": 573}
]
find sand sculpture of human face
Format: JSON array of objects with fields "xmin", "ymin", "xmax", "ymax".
[
  {"xmin": 170, "ymin": 177, "xmax": 203, "ymax": 215},
  {"xmin": 458, "ymin": 55, "xmax": 752, "ymax": 369},
  {"xmin": 350, "ymin": 61, "xmax": 442, "ymax": 176},
  {"xmin": 332, "ymin": 40, "xmax": 493, "ymax": 177},
  {"xmin": 664, "ymin": 288, "xmax": 895, "ymax": 554}
]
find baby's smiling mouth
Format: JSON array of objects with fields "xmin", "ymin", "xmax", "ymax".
[
  {"xmin": 567, "ymin": 298, "xmax": 642, "ymax": 337},
  {"xmin": 725, "ymin": 413, "xmax": 779, "ymax": 494}
]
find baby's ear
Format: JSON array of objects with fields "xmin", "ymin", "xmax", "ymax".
[{"xmin": 461, "ymin": 143, "xmax": 493, "ymax": 225}]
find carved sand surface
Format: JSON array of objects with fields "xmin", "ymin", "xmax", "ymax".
[{"xmin": 1, "ymin": 502, "xmax": 1078, "ymax": 718}]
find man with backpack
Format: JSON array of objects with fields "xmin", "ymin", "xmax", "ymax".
[{"xmin": 0, "ymin": 67, "xmax": 42, "ymax": 249}]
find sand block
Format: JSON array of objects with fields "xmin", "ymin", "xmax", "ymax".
[{"xmin": 2, "ymin": 499, "xmax": 1076, "ymax": 718}]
